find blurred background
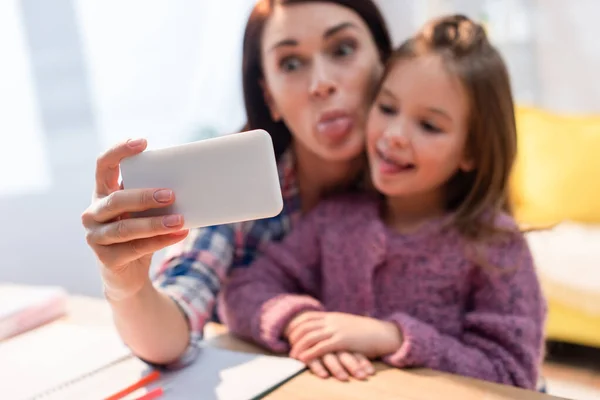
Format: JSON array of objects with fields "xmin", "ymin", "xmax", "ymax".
[
  {"xmin": 3, "ymin": 0, "xmax": 598, "ymax": 295},
  {"xmin": 1, "ymin": 1, "xmax": 599, "ymax": 396}
]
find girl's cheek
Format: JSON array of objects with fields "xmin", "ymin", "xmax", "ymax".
[
  {"xmin": 366, "ymin": 109, "xmax": 379, "ymax": 139},
  {"xmin": 367, "ymin": 115, "xmax": 386, "ymax": 144}
]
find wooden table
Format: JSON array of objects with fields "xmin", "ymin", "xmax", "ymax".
[{"xmin": 32, "ymin": 295, "xmax": 565, "ymax": 399}]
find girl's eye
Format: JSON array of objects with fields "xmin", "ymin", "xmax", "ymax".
[
  {"xmin": 280, "ymin": 56, "xmax": 302, "ymax": 72},
  {"xmin": 378, "ymin": 103, "xmax": 397, "ymax": 115},
  {"xmin": 421, "ymin": 120, "xmax": 442, "ymax": 133},
  {"xmin": 332, "ymin": 40, "xmax": 356, "ymax": 58}
]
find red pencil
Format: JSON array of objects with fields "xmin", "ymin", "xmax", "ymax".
[
  {"xmin": 103, "ymin": 370, "xmax": 162, "ymax": 400},
  {"xmin": 134, "ymin": 386, "xmax": 165, "ymax": 400}
]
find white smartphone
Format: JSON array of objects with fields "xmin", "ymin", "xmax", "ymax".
[{"xmin": 120, "ymin": 129, "xmax": 283, "ymax": 229}]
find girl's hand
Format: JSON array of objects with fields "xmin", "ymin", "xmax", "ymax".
[
  {"xmin": 286, "ymin": 311, "xmax": 403, "ymax": 363},
  {"xmin": 81, "ymin": 139, "xmax": 189, "ymax": 301},
  {"xmin": 307, "ymin": 352, "xmax": 375, "ymax": 381}
]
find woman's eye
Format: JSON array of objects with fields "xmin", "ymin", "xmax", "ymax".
[
  {"xmin": 378, "ymin": 104, "xmax": 397, "ymax": 115},
  {"xmin": 280, "ymin": 56, "xmax": 302, "ymax": 72},
  {"xmin": 333, "ymin": 41, "xmax": 356, "ymax": 58},
  {"xmin": 421, "ymin": 120, "xmax": 442, "ymax": 133}
]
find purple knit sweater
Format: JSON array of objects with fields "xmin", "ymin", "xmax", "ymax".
[{"xmin": 220, "ymin": 193, "xmax": 546, "ymax": 389}]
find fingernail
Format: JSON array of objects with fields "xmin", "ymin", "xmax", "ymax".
[
  {"xmin": 367, "ymin": 366, "xmax": 375, "ymax": 374},
  {"xmin": 339, "ymin": 374, "xmax": 349, "ymax": 381},
  {"xmin": 154, "ymin": 189, "xmax": 172, "ymax": 203},
  {"xmin": 356, "ymin": 371, "xmax": 366, "ymax": 379},
  {"xmin": 163, "ymin": 215, "xmax": 182, "ymax": 227},
  {"xmin": 127, "ymin": 138, "xmax": 145, "ymax": 148}
]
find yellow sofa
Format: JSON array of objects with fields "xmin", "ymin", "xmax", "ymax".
[{"xmin": 511, "ymin": 106, "xmax": 600, "ymax": 348}]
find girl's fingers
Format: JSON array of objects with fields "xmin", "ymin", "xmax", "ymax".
[
  {"xmin": 322, "ymin": 354, "xmax": 349, "ymax": 381},
  {"xmin": 307, "ymin": 359, "xmax": 330, "ymax": 379},
  {"xmin": 337, "ymin": 352, "xmax": 367, "ymax": 380},
  {"xmin": 287, "ymin": 319, "xmax": 324, "ymax": 346},
  {"xmin": 354, "ymin": 353, "xmax": 376, "ymax": 376},
  {"xmin": 289, "ymin": 329, "xmax": 333, "ymax": 359},
  {"xmin": 285, "ymin": 311, "xmax": 323, "ymax": 337},
  {"xmin": 297, "ymin": 337, "xmax": 342, "ymax": 364}
]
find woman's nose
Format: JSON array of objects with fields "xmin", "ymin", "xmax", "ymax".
[{"xmin": 309, "ymin": 59, "xmax": 336, "ymax": 99}]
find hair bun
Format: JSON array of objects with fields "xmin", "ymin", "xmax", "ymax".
[{"xmin": 427, "ymin": 14, "xmax": 486, "ymax": 54}]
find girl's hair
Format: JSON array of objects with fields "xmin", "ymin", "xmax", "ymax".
[
  {"xmin": 381, "ymin": 15, "xmax": 518, "ymax": 240},
  {"xmin": 241, "ymin": 0, "xmax": 393, "ymax": 160}
]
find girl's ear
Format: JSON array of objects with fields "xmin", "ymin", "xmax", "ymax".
[
  {"xmin": 459, "ymin": 141, "xmax": 476, "ymax": 172},
  {"xmin": 260, "ymin": 80, "xmax": 281, "ymax": 122},
  {"xmin": 459, "ymin": 155, "xmax": 475, "ymax": 172}
]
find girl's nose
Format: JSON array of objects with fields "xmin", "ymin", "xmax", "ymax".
[{"xmin": 383, "ymin": 123, "xmax": 411, "ymax": 148}]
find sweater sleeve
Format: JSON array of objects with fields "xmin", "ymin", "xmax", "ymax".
[
  {"xmin": 220, "ymin": 206, "xmax": 328, "ymax": 353},
  {"xmin": 382, "ymin": 229, "xmax": 546, "ymax": 390}
]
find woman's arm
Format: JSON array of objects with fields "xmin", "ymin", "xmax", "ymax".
[
  {"xmin": 111, "ymin": 223, "xmax": 236, "ymax": 367},
  {"xmin": 107, "ymin": 280, "xmax": 192, "ymax": 366},
  {"xmin": 82, "ymin": 139, "xmax": 238, "ymax": 366},
  {"xmin": 381, "ymin": 232, "xmax": 546, "ymax": 389}
]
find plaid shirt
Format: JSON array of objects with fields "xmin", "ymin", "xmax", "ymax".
[{"xmin": 151, "ymin": 150, "xmax": 301, "ymax": 367}]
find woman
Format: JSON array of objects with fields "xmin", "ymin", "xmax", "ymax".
[{"xmin": 81, "ymin": 0, "xmax": 392, "ymax": 380}]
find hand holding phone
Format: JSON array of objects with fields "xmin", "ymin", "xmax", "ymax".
[
  {"xmin": 82, "ymin": 130, "xmax": 283, "ymax": 301},
  {"xmin": 120, "ymin": 129, "xmax": 284, "ymax": 229}
]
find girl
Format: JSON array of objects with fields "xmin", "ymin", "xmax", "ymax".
[
  {"xmin": 81, "ymin": 0, "xmax": 392, "ymax": 375},
  {"xmin": 221, "ymin": 15, "xmax": 546, "ymax": 389}
]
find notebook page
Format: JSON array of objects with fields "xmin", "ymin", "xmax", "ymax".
[
  {"xmin": 147, "ymin": 346, "xmax": 306, "ymax": 400},
  {"xmin": 0, "ymin": 321, "xmax": 131, "ymax": 400}
]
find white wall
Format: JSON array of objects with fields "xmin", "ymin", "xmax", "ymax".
[
  {"xmin": 379, "ymin": 0, "xmax": 600, "ymax": 113},
  {"xmin": 0, "ymin": 1, "xmax": 51, "ymax": 197},
  {"xmin": 0, "ymin": 0, "xmax": 256, "ymax": 297},
  {"xmin": 533, "ymin": 0, "xmax": 600, "ymax": 113},
  {"xmin": 75, "ymin": 0, "xmax": 254, "ymax": 150}
]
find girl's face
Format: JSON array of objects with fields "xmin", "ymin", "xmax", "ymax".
[
  {"xmin": 260, "ymin": 2, "xmax": 383, "ymax": 162},
  {"xmin": 366, "ymin": 54, "xmax": 474, "ymax": 201}
]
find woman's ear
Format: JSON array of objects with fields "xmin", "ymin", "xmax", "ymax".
[{"xmin": 260, "ymin": 80, "xmax": 281, "ymax": 122}]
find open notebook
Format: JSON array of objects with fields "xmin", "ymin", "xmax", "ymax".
[
  {"xmin": 34, "ymin": 343, "xmax": 306, "ymax": 400},
  {"xmin": 145, "ymin": 345, "xmax": 307, "ymax": 400},
  {"xmin": 0, "ymin": 321, "xmax": 132, "ymax": 400}
]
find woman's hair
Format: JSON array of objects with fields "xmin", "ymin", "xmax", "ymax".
[
  {"xmin": 241, "ymin": 0, "xmax": 393, "ymax": 160},
  {"xmin": 381, "ymin": 15, "xmax": 518, "ymax": 240}
]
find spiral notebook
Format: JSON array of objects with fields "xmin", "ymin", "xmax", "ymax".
[
  {"xmin": 0, "ymin": 321, "xmax": 132, "ymax": 400},
  {"xmin": 24, "ymin": 341, "xmax": 306, "ymax": 400},
  {"xmin": 0, "ymin": 284, "xmax": 305, "ymax": 400},
  {"xmin": 142, "ymin": 346, "xmax": 307, "ymax": 400}
]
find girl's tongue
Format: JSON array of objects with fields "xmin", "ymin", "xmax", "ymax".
[{"xmin": 377, "ymin": 149, "xmax": 416, "ymax": 174}]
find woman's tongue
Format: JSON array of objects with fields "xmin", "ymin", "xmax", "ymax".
[{"xmin": 316, "ymin": 116, "xmax": 353, "ymax": 141}]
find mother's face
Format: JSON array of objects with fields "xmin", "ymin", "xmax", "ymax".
[{"xmin": 260, "ymin": 2, "xmax": 383, "ymax": 162}]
